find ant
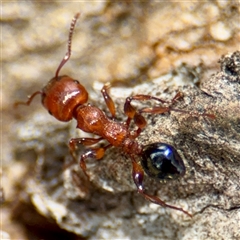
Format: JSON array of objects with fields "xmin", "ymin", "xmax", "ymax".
[{"xmin": 15, "ymin": 13, "xmax": 215, "ymax": 218}]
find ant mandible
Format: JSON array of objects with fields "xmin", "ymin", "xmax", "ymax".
[{"xmin": 16, "ymin": 13, "xmax": 215, "ymax": 218}]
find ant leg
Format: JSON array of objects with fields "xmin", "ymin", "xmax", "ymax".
[
  {"xmin": 129, "ymin": 93, "xmax": 191, "ymax": 136},
  {"xmin": 124, "ymin": 93, "xmax": 179, "ymax": 116},
  {"xmin": 69, "ymin": 137, "xmax": 111, "ymax": 178},
  {"xmin": 139, "ymin": 106, "xmax": 171, "ymax": 114},
  {"xmin": 14, "ymin": 91, "xmax": 42, "ymax": 107},
  {"xmin": 131, "ymin": 112, "xmax": 147, "ymax": 138},
  {"xmin": 131, "ymin": 159, "xmax": 192, "ymax": 217},
  {"xmin": 123, "ymin": 93, "xmax": 174, "ymax": 134},
  {"xmin": 66, "ymin": 137, "xmax": 103, "ymax": 170},
  {"xmin": 125, "ymin": 92, "xmax": 215, "ymax": 119},
  {"xmin": 123, "ymin": 93, "xmax": 176, "ymax": 128},
  {"xmin": 71, "ymin": 169, "xmax": 91, "ymax": 199},
  {"xmin": 140, "ymin": 105, "xmax": 215, "ymax": 119},
  {"xmin": 79, "ymin": 144, "xmax": 112, "ymax": 179},
  {"xmin": 101, "ymin": 83, "xmax": 116, "ymax": 118},
  {"xmin": 69, "ymin": 137, "xmax": 103, "ymax": 161},
  {"xmin": 69, "ymin": 137, "xmax": 103, "ymax": 148}
]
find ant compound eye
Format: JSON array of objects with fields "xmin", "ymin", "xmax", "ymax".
[
  {"xmin": 141, "ymin": 143, "xmax": 186, "ymax": 180},
  {"xmin": 73, "ymin": 80, "xmax": 80, "ymax": 84}
]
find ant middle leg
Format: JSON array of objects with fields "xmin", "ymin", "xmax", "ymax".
[
  {"xmin": 124, "ymin": 92, "xmax": 215, "ymax": 120},
  {"xmin": 131, "ymin": 158, "xmax": 192, "ymax": 217},
  {"xmin": 68, "ymin": 137, "xmax": 103, "ymax": 162},
  {"xmin": 67, "ymin": 137, "xmax": 103, "ymax": 172},
  {"xmin": 140, "ymin": 103, "xmax": 215, "ymax": 119},
  {"xmin": 130, "ymin": 112, "xmax": 147, "ymax": 138},
  {"xmin": 69, "ymin": 137, "xmax": 112, "ymax": 178},
  {"xmin": 124, "ymin": 92, "xmax": 182, "ymax": 116},
  {"xmin": 123, "ymin": 92, "xmax": 182, "ymax": 127},
  {"xmin": 79, "ymin": 144, "xmax": 112, "ymax": 179},
  {"xmin": 123, "ymin": 92, "xmax": 182, "ymax": 135},
  {"xmin": 69, "ymin": 137, "xmax": 104, "ymax": 148}
]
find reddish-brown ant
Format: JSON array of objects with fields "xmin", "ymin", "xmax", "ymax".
[{"xmin": 15, "ymin": 13, "xmax": 215, "ymax": 218}]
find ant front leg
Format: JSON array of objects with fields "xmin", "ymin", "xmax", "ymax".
[
  {"xmin": 131, "ymin": 159, "xmax": 192, "ymax": 217},
  {"xmin": 101, "ymin": 83, "xmax": 116, "ymax": 118},
  {"xmin": 14, "ymin": 91, "xmax": 42, "ymax": 107}
]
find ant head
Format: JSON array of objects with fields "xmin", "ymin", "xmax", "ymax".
[
  {"xmin": 41, "ymin": 75, "xmax": 88, "ymax": 122},
  {"xmin": 141, "ymin": 142, "xmax": 186, "ymax": 180},
  {"xmin": 41, "ymin": 13, "xmax": 87, "ymax": 122}
]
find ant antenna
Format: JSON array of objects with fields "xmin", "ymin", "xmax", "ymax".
[{"xmin": 55, "ymin": 12, "xmax": 81, "ymax": 80}]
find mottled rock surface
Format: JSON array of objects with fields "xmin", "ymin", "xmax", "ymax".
[{"xmin": 2, "ymin": 2, "xmax": 240, "ymax": 240}]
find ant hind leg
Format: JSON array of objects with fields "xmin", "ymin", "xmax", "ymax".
[{"xmin": 131, "ymin": 159, "xmax": 192, "ymax": 217}]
